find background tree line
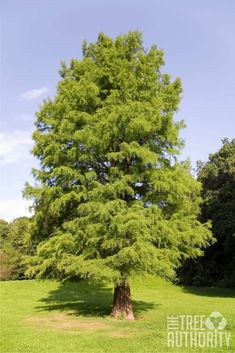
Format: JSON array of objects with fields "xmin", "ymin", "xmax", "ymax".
[
  {"xmin": 0, "ymin": 217, "xmax": 35, "ymax": 280},
  {"xmin": 178, "ymin": 138, "xmax": 235, "ymax": 288}
]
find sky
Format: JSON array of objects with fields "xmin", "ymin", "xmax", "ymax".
[{"xmin": 1, "ymin": 0, "xmax": 235, "ymax": 221}]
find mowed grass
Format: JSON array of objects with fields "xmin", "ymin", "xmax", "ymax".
[{"xmin": 0, "ymin": 277, "xmax": 234, "ymax": 353}]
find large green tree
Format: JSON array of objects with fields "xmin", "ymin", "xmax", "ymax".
[
  {"xmin": 179, "ymin": 139, "xmax": 235, "ymax": 288},
  {"xmin": 24, "ymin": 32, "xmax": 212, "ymax": 319}
]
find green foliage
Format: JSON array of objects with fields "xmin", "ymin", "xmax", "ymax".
[
  {"xmin": 0, "ymin": 219, "xmax": 9, "ymax": 245},
  {"xmin": 179, "ymin": 139, "xmax": 235, "ymax": 287},
  {"xmin": 0, "ymin": 217, "xmax": 34, "ymax": 280},
  {"xmin": 24, "ymin": 31, "xmax": 213, "ymax": 283}
]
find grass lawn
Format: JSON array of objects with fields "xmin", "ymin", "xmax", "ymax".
[{"xmin": 0, "ymin": 276, "xmax": 234, "ymax": 353}]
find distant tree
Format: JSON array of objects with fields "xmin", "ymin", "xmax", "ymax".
[
  {"xmin": 0, "ymin": 220, "xmax": 12, "ymax": 280},
  {"xmin": 24, "ymin": 31, "xmax": 213, "ymax": 319},
  {"xmin": 195, "ymin": 160, "xmax": 205, "ymax": 176},
  {"xmin": 179, "ymin": 139, "xmax": 235, "ymax": 287},
  {"xmin": 0, "ymin": 219, "xmax": 9, "ymax": 246},
  {"xmin": 0, "ymin": 217, "xmax": 33, "ymax": 280}
]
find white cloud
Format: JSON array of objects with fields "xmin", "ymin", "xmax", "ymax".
[
  {"xmin": 20, "ymin": 87, "xmax": 49, "ymax": 100},
  {"xmin": 0, "ymin": 130, "xmax": 33, "ymax": 166},
  {"xmin": 0, "ymin": 199, "xmax": 33, "ymax": 222}
]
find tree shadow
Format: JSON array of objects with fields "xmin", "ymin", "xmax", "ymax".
[
  {"xmin": 181, "ymin": 285, "xmax": 235, "ymax": 298},
  {"xmin": 36, "ymin": 280, "xmax": 156, "ymax": 318}
]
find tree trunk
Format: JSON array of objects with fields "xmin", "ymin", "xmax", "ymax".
[{"xmin": 111, "ymin": 280, "xmax": 135, "ymax": 320}]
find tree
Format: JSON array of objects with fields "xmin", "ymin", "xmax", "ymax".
[
  {"xmin": 179, "ymin": 139, "xmax": 235, "ymax": 287},
  {"xmin": 24, "ymin": 31, "xmax": 213, "ymax": 319},
  {"xmin": 0, "ymin": 217, "xmax": 33, "ymax": 280},
  {"xmin": 0, "ymin": 220, "xmax": 12, "ymax": 280},
  {"xmin": 0, "ymin": 219, "xmax": 9, "ymax": 246}
]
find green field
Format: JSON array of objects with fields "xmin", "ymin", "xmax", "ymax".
[{"xmin": 0, "ymin": 277, "xmax": 234, "ymax": 353}]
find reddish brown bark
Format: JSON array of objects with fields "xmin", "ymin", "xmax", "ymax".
[{"xmin": 111, "ymin": 281, "xmax": 135, "ymax": 320}]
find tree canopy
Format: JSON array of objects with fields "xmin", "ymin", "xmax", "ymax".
[{"xmin": 24, "ymin": 31, "xmax": 213, "ymax": 318}]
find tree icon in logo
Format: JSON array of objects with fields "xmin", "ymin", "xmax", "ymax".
[{"xmin": 205, "ymin": 312, "xmax": 227, "ymax": 330}]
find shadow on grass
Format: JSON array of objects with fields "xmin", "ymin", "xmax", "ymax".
[
  {"xmin": 37, "ymin": 280, "xmax": 156, "ymax": 318},
  {"xmin": 181, "ymin": 285, "xmax": 235, "ymax": 298}
]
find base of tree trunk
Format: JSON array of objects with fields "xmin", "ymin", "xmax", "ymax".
[{"xmin": 111, "ymin": 281, "xmax": 135, "ymax": 320}]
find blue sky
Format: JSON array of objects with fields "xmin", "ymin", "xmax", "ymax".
[{"xmin": 1, "ymin": 0, "xmax": 235, "ymax": 221}]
